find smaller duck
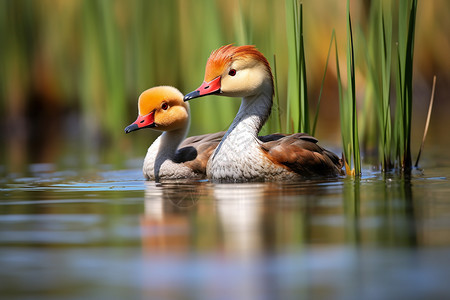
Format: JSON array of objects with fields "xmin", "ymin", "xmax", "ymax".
[{"xmin": 125, "ymin": 86, "xmax": 223, "ymax": 181}]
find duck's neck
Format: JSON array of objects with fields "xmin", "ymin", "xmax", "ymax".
[
  {"xmin": 146, "ymin": 115, "xmax": 190, "ymax": 180},
  {"xmin": 212, "ymin": 84, "xmax": 273, "ymax": 160},
  {"xmin": 226, "ymin": 85, "xmax": 272, "ymax": 141},
  {"xmin": 207, "ymin": 84, "xmax": 273, "ymax": 180},
  {"xmin": 157, "ymin": 126, "xmax": 188, "ymax": 158}
]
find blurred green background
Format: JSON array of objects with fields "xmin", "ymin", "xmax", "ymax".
[{"xmin": 1, "ymin": 0, "xmax": 449, "ymax": 174}]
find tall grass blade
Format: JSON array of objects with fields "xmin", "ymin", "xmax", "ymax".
[
  {"xmin": 297, "ymin": 2, "xmax": 309, "ymax": 133},
  {"xmin": 365, "ymin": 0, "xmax": 393, "ymax": 171},
  {"xmin": 415, "ymin": 75, "xmax": 436, "ymax": 168},
  {"xmin": 346, "ymin": 1, "xmax": 361, "ymax": 175},
  {"xmin": 380, "ymin": 3, "xmax": 393, "ymax": 170},
  {"xmin": 260, "ymin": 53, "xmax": 282, "ymax": 136},
  {"xmin": 337, "ymin": 0, "xmax": 361, "ymax": 176},
  {"xmin": 395, "ymin": 0, "xmax": 417, "ymax": 171},
  {"xmin": 272, "ymin": 55, "xmax": 282, "ymax": 133},
  {"xmin": 285, "ymin": 0, "xmax": 298, "ymax": 132},
  {"xmin": 312, "ymin": 31, "xmax": 335, "ymax": 136},
  {"xmin": 334, "ymin": 32, "xmax": 350, "ymax": 174},
  {"xmin": 285, "ymin": 0, "xmax": 309, "ymax": 133}
]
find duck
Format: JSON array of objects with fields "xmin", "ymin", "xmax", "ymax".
[
  {"xmin": 184, "ymin": 44, "xmax": 344, "ymax": 181},
  {"xmin": 125, "ymin": 86, "xmax": 224, "ymax": 181}
]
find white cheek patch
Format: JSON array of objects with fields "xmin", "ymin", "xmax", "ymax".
[{"xmin": 221, "ymin": 60, "xmax": 269, "ymax": 97}]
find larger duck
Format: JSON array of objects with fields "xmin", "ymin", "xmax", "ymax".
[
  {"xmin": 184, "ymin": 45, "xmax": 343, "ymax": 181},
  {"xmin": 125, "ymin": 86, "xmax": 223, "ymax": 181}
]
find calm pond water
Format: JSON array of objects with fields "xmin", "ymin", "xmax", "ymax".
[{"xmin": 1, "ymin": 157, "xmax": 450, "ymax": 299}]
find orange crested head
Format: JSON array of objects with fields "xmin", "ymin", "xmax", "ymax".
[
  {"xmin": 184, "ymin": 44, "xmax": 274, "ymax": 101},
  {"xmin": 204, "ymin": 44, "xmax": 272, "ymax": 82},
  {"xmin": 138, "ymin": 86, "xmax": 184, "ymax": 116},
  {"xmin": 125, "ymin": 86, "xmax": 189, "ymax": 134}
]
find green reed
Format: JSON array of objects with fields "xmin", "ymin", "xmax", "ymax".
[
  {"xmin": 282, "ymin": 0, "xmax": 419, "ymax": 174},
  {"xmin": 394, "ymin": 0, "xmax": 417, "ymax": 171},
  {"xmin": 365, "ymin": 0, "xmax": 393, "ymax": 171},
  {"xmin": 362, "ymin": 0, "xmax": 418, "ymax": 172},
  {"xmin": 285, "ymin": 0, "xmax": 309, "ymax": 133},
  {"xmin": 336, "ymin": 1, "xmax": 361, "ymax": 176},
  {"xmin": 269, "ymin": 54, "xmax": 283, "ymax": 134},
  {"xmin": 415, "ymin": 76, "xmax": 436, "ymax": 168},
  {"xmin": 311, "ymin": 31, "xmax": 335, "ymax": 137}
]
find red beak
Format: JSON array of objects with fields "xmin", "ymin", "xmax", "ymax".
[
  {"xmin": 124, "ymin": 111, "xmax": 155, "ymax": 133},
  {"xmin": 184, "ymin": 76, "xmax": 222, "ymax": 101}
]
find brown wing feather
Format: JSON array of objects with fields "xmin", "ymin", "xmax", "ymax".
[
  {"xmin": 179, "ymin": 131, "xmax": 226, "ymax": 148},
  {"xmin": 258, "ymin": 132, "xmax": 318, "ymax": 143},
  {"xmin": 260, "ymin": 133, "xmax": 344, "ymax": 177},
  {"xmin": 174, "ymin": 131, "xmax": 225, "ymax": 174}
]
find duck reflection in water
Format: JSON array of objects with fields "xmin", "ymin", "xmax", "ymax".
[
  {"xmin": 141, "ymin": 181, "xmax": 205, "ymax": 253},
  {"xmin": 139, "ymin": 176, "xmax": 422, "ymax": 298},
  {"xmin": 140, "ymin": 180, "xmax": 340, "ymax": 255},
  {"xmin": 140, "ymin": 181, "xmax": 266, "ymax": 298}
]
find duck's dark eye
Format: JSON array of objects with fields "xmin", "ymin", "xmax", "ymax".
[
  {"xmin": 228, "ymin": 69, "xmax": 236, "ymax": 76},
  {"xmin": 161, "ymin": 102, "xmax": 168, "ymax": 110}
]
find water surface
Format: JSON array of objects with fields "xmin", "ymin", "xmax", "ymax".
[{"xmin": 1, "ymin": 163, "xmax": 450, "ymax": 299}]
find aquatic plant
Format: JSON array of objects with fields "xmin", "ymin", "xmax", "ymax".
[
  {"xmin": 336, "ymin": 0, "xmax": 361, "ymax": 176},
  {"xmin": 285, "ymin": 0, "xmax": 309, "ymax": 133},
  {"xmin": 415, "ymin": 76, "xmax": 436, "ymax": 168},
  {"xmin": 362, "ymin": 0, "xmax": 418, "ymax": 172},
  {"xmin": 364, "ymin": 0, "xmax": 393, "ymax": 171},
  {"xmin": 311, "ymin": 31, "xmax": 335, "ymax": 137},
  {"xmin": 394, "ymin": 0, "xmax": 417, "ymax": 171}
]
